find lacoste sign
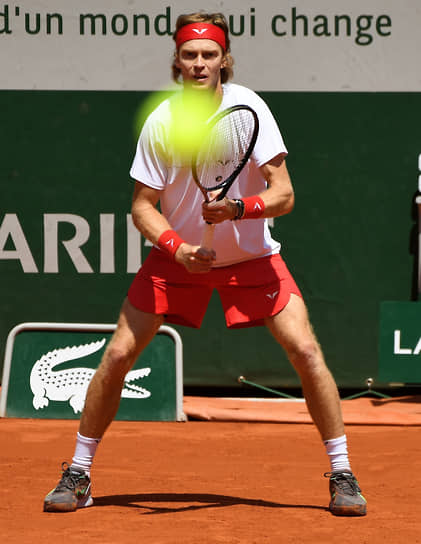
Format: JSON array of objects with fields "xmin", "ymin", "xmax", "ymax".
[
  {"xmin": 0, "ymin": 323, "xmax": 185, "ymax": 421},
  {"xmin": 393, "ymin": 330, "xmax": 421, "ymax": 356},
  {"xmin": 378, "ymin": 302, "xmax": 421, "ymax": 384},
  {"xmin": 30, "ymin": 338, "xmax": 151, "ymax": 414}
]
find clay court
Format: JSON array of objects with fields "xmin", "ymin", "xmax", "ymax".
[{"xmin": 2, "ymin": 396, "xmax": 421, "ymax": 543}]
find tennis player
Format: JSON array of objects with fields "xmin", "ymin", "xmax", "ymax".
[{"xmin": 44, "ymin": 11, "xmax": 366, "ymax": 517}]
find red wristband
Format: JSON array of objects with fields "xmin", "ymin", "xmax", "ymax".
[
  {"xmin": 242, "ymin": 196, "xmax": 265, "ymax": 219},
  {"xmin": 157, "ymin": 230, "xmax": 185, "ymax": 259}
]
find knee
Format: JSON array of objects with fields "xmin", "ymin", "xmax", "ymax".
[
  {"xmin": 100, "ymin": 342, "xmax": 137, "ymax": 380},
  {"xmin": 287, "ymin": 340, "xmax": 324, "ymax": 377}
]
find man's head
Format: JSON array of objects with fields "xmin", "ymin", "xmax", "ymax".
[{"xmin": 172, "ymin": 12, "xmax": 234, "ymax": 91}]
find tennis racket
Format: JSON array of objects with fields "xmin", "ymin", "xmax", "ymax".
[{"xmin": 191, "ymin": 104, "xmax": 259, "ymax": 250}]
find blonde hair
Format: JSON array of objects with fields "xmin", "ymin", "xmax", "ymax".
[{"xmin": 172, "ymin": 12, "xmax": 234, "ymax": 84}]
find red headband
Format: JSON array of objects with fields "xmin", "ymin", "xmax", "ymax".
[{"xmin": 176, "ymin": 23, "xmax": 226, "ymax": 51}]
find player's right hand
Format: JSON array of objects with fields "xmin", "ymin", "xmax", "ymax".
[{"xmin": 175, "ymin": 243, "xmax": 216, "ymax": 273}]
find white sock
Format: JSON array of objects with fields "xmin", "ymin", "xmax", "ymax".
[
  {"xmin": 324, "ymin": 434, "xmax": 351, "ymax": 473},
  {"xmin": 71, "ymin": 432, "xmax": 101, "ymax": 477}
]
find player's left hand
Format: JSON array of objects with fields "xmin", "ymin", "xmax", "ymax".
[
  {"xmin": 175, "ymin": 243, "xmax": 216, "ymax": 273},
  {"xmin": 202, "ymin": 196, "xmax": 237, "ymax": 223}
]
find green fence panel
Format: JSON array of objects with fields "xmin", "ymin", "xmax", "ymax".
[{"xmin": 0, "ymin": 323, "xmax": 185, "ymax": 420}]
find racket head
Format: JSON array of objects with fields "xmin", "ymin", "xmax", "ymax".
[{"xmin": 192, "ymin": 105, "xmax": 259, "ymax": 201}]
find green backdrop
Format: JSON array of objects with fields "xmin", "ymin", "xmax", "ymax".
[{"xmin": 1, "ymin": 90, "xmax": 420, "ymax": 389}]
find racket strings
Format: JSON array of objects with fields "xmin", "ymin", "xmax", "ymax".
[{"xmin": 196, "ymin": 109, "xmax": 255, "ymax": 191}]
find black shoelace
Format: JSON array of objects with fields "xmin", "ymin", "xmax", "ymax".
[
  {"xmin": 56, "ymin": 463, "xmax": 85, "ymax": 491},
  {"xmin": 326, "ymin": 472, "xmax": 361, "ymax": 495}
]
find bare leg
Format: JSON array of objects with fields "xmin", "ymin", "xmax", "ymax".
[
  {"xmin": 79, "ymin": 297, "xmax": 164, "ymax": 438},
  {"xmin": 265, "ymin": 294, "xmax": 344, "ymax": 440}
]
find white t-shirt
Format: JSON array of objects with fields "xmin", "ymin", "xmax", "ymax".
[{"xmin": 130, "ymin": 83, "xmax": 288, "ymax": 267}]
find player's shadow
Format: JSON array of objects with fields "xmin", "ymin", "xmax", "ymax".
[{"xmin": 93, "ymin": 492, "xmax": 327, "ymax": 514}]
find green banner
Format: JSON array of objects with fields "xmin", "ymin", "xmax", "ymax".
[
  {"xmin": 379, "ymin": 302, "xmax": 421, "ymax": 383},
  {"xmin": 0, "ymin": 324, "xmax": 185, "ymax": 420}
]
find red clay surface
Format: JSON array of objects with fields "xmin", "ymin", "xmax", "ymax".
[
  {"xmin": 184, "ymin": 395, "xmax": 421, "ymax": 425},
  {"xmin": 1, "ymin": 418, "xmax": 421, "ymax": 543}
]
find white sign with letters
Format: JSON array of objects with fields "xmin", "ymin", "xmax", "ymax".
[{"xmin": 0, "ymin": 0, "xmax": 420, "ymax": 91}]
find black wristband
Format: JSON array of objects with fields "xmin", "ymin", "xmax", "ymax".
[{"xmin": 232, "ymin": 199, "xmax": 245, "ymax": 220}]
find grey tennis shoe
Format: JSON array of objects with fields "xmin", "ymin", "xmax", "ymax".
[
  {"xmin": 325, "ymin": 470, "xmax": 367, "ymax": 516},
  {"xmin": 44, "ymin": 462, "xmax": 93, "ymax": 512}
]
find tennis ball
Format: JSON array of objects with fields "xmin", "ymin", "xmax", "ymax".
[
  {"xmin": 133, "ymin": 89, "xmax": 172, "ymax": 141},
  {"xmin": 133, "ymin": 87, "xmax": 219, "ymax": 161},
  {"xmin": 168, "ymin": 89, "xmax": 216, "ymax": 160}
]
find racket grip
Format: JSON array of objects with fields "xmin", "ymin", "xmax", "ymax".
[{"xmin": 200, "ymin": 223, "xmax": 215, "ymax": 251}]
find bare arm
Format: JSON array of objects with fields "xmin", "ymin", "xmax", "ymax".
[
  {"xmin": 131, "ymin": 182, "xmax": 170, "ymax": 245},
  {"xmin": 131, "ymin": 181, "xmax": 215, "ymax": 273},
  {"xmin": 202, "ymin": 154, "xmax": 294, "ymax": 223},
  {"xmin": 256, "ymin": 154, "xmax": 294, "ymax": 217}
]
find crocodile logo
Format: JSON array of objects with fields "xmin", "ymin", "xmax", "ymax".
[{"xmin": 30, "ymin": 338, "xmax": 151, "ymax": 414}]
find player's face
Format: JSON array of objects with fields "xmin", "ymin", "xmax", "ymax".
[{"xmin": 176, "ymin": 39, "xmax": 226, "ymax": 95}]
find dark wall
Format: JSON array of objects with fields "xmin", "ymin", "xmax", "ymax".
[{"xmin": 1, "ymin": 90, "xmax": 419, "ymax": 388}]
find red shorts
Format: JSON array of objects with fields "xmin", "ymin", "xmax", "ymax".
[{"xmin": 128, "ymin": 248, "xmax": 302, "ymax": 329}]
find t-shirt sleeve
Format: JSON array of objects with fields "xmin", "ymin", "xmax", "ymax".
[
  {"xmin": 129, "ymin": 114, "xmax": 168, "ymax": 190},
  {"xmin": 249, "ymin": 92, "xmax": 288, "ymax": 167}
]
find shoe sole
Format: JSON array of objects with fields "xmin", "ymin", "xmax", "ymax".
[
  {"xmin": 43, "ymin": 494, "xmax": 93, "ymax": 513},
  {"xmin": 329, "ymin": 502, "xmax": 367, "ymax": 516}
]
